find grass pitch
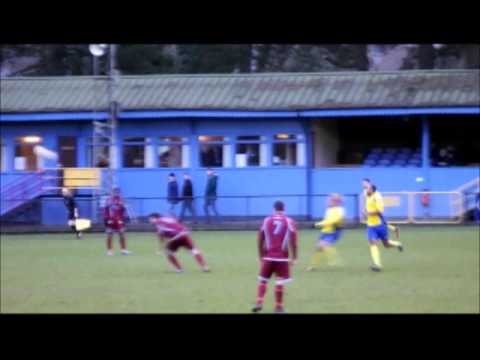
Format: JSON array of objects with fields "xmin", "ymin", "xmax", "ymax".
[{"xmin": 1, "ymin": 226, "xmax": 478, "ymax": 313}]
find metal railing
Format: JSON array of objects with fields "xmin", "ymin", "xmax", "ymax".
[
  {"xmin": 0, "ymin": 172, "xmax": 45, "ymax": 216},
  {"xmin": 18, "ymin": 194, "xmax": 359, "ymax": 225},
  {"xmin": 2, "ymin": 191, "xmax": 477, "ymax": 225}
]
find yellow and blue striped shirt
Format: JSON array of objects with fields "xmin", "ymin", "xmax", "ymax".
[
  {"xmin": 364, "ymin": 190, "xmax": 385, "ymax": 227},
  {"xmin": 315, "ymin": 206, "xmax": 345, "ymax": 234}
]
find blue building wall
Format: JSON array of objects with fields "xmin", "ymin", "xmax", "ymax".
[{"xmin": 1, "ymin": 118, "xmax": 479, "ymax": 224}]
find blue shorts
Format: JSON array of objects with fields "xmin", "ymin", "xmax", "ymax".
[
  {"xmin": 319, "ymin": 230, "xmax": 342, "ymax": 244},
  {"xmin": 367, "ymin": 225, "xmax": 388, "ymax": 241}
]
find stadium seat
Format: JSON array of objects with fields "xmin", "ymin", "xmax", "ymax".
[
  {"xmin": 396, "ymin": 153, "xmax": 409, "ymax": 160},
  {"xmin": 380, "ymin": 154, "xmax": 395, "ymax": 160},
  {"xmin": 400, "ymin": 147, "xmax": 412, "ymax": 154},
  {"xmin": 385, "ymin": 148, "xmax": 397, "ymax": 154},
  {"xmin": 408, "ymin": 159, "xmax": 421, "ymax": 167},
  {"xmin": 366, "ymin": 153, "xmax": 380, "ymax": 161},
  {"xmin": 363, "ymin": 159, "xmax": 377, "ymax": 166},
  {"xmin": 371, "ymin": 148, "xmax": 382, "ymax": 154},
  {"xmin": 393, "ymin": 160, "xmax": 407, "ymax": 167},
  {"xmin": 378, "ymin": 159, "xmax": 392, "ymax": 166}
]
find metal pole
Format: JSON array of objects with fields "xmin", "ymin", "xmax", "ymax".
[
  {"xmin": 421, "ymin": 116, "xmax": 431, "ymax": 190},
  {"xmin": 107, "ymin": 44, "xmax": 118, "ymax": 192},
  {"xmin": 91, "ymin": 54, "xmax": 99, "ymax": 223}
]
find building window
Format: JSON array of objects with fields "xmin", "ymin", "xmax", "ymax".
[
  {"xmin": 235, "ymin": 136, "xmax": 267, "ymax": 167},
  {"xmin": 123, "ymin": 137, "xmax": 146, "ymax": 168},
  {"xmin": 14, "ymin": 136, "xmax": 43, "ymax": 171},
  {"xmin": 272, "ymin": 134, "xmax": 305, "ymax": 166},
  {"xmin": 58, "ymin": 136, "xmax": 77, "ymax": 167},
  {"xmin": 158, "ymin": 136, "xmax": 189, "ymax": 168},
  {"xmin": 0, "ymin": 138, "xmax": 5, "ymax": 172},
  {"xmin": 199, "ymin": 136, "xmax": 232, "ymax": 168},
  {"xmin": 87, "ymin": 137, "xmax": 110, "ymax": 168}
]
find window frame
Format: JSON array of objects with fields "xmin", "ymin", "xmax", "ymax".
[
  {"xmin": 86, "ymin": 136, "xmax": 111, "ymax": 168},
  {"xmin": 271, "ymin": 134, "xmax": 306, "ymax": 167},
  {"xmin": 234, "ymin": 135, "xmax": 269, "ymax": 168},
  {"xmin": 198, "ymin": 135, "xmax": 233, "ymax": 169},
  {"xmin": 157, "ymin": 136, "xmax": 190, "ymax": 169},
  {"xmin": 0, "ymin": 137, "xmax": 5, "ymax": 173},
  {"xmin": 122, "ymin": 136, "xmax": 149, "ymax": 168},
  {"xmin": 13, "ymin": 134, "xmax": 44, "ymax": 172}
]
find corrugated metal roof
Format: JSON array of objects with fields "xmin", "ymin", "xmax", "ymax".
[{"xmin": 1, "ymin": 70, "xmax": 479, "ymax": 113}]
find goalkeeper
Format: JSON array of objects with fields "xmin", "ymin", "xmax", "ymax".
[
  {"xmin": 307, "ymin": 193, "xmax": 345, "ymax": 271},
  {"xmin": 62, "ymin": 187, "xmax": 82, "ymax": 239}
]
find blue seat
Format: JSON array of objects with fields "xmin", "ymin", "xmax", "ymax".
[
  {"xmin": 385, "ymin": 148, "xmax": 397, "ymax": 154},
  {"xmin": 393, "ymin": 159, "xmax": 407, "ymax": 166},
  {"xmin": 400, "ymin": 147, "xmax": 412, "ymax": 154},
  {"xmin": 408, "ymin": 160, "xmax": 421, "ymax": 167},
  {"xmin": 364, "ymin": 159, "xmax": 377, "ymax": 166},
  {"xmin": 371, "ymin": 148, "xmax": 382, "ymax": 154},
  {"xmin": 396, "ymin": 153, "xmax": 409, "ymax": 160},
  {"xmin": 366, "ymin": 153, "xmax": 380, "ymax": 160},
  {"xmin": 378, "ymin": 159, "xmax": 392, "ymax": 166},
  {"xmin": 380, "ymin": 154, "xmax": 395, "ymax": 160}
]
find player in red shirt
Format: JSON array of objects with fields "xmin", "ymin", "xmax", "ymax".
[
  {"xmin": 148, "ymin": 213, "xmax": 209, "ymax": 273},
  {"xmin": 103, "ymin": 193, "xmax": 131, "ymax": 256},
  {"xmin": 252, "ymin": 201, "xmax": 298, "ymax": 314}
]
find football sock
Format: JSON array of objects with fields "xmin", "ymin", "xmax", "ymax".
[
  {"xmin": 325, "ymin": 247, "xmax": 338, "ymax": 266},
  {"xmin": 387, "ymin": 240, "xmax": 402, "ymax": 248},
  {"xmin": 119, "ymin": 235, "xmax": 126, "ymax": 250},
  {"xmin": 193, "ymin": 253, "xmax": 207, "ymax": 268},
  {"xmin": 167, "ymin": 254, "xmax": 182, "ymax": 271},
  {"xmin": 369, "ymin": 244, "xmax": 382, "ymax": 267},
  {"xmin": 256, "ymin": 282, "xmax": 268, "ymax": 305},
  {"xmin": 274, "ymin": 284, "xmax": 284, "ymax": 308},
  {"xmin": 388, "ymin": 224, "xmax": 397, "ymax": 232},
  {"xmin": 309, "ymin": 249, "xmax": 324, "ymax": 268},
  {"xmin": 106, "ymin": 235, "xmax": 113, "ymax": 250}
]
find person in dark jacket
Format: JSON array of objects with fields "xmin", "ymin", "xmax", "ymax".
[
  {"xmin": 179, "ymin": 173, "xmax": 197, "ymax": 223},
  {"xmin": 204, "ymin": 169, "xmax": 219, "ymax": 223},
  {"xmin": 62, "ymin": 187, "xmax": 82, "ymax": 239},
  {"xmin": 167, "ymin": 173, "xmax": 179, "ymax": 215}
]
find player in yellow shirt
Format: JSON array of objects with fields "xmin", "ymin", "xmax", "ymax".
[
  {"xmin": 362, "ymin": 179, "xmax": 403, "ymax": 272},
  {"xmin": 307, "ymin": 193, "xmax": 345, "ymax": 271},
  {"xmin": 362, "ymin": 179, "xmax": 399, "ymax": 239}
]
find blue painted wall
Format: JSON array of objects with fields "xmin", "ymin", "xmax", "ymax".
[
  {"xmin": 22, "ymin": 167, "xmax": 480, "ymax": 224},
  {"xmin": 1, "ymin": 118, "xmax": 479, "ymax": 224}
]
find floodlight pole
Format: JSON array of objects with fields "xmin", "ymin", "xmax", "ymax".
[
  {"xmin": 106, "ymin": 44, "xmax": 118, "ymax": 193},
  {"xmin": 89, "ymin": 44, "xmax": 118, "ymax": 222}
]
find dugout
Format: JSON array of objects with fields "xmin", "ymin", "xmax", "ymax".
[{"xmin": 1, "ymin": 70, "xmax": 479, "ymax": 226}]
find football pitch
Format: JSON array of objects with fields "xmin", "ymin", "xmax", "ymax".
[{"xmin": 1, "ymin": 226, "xmax": 478, "ymax": 314}]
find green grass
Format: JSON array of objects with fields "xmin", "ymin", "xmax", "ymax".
[{"xmin": 1, "ymin": 226, "xmax": 479, "ymax": 313}]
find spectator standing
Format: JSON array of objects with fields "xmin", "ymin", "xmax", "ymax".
[
  {"xmin": 204, "ymin": 169, "xmax": 219, "ymax": 223},
  {"xmin": 167, "ymin": 173, "xmax": 179, "ymax": 216},
  {"xmin": 180, "ymin": 173, "xmax": 197, "ymax": 223},
  {"xmin": 421, "ymin": 189, "xmax": 430, "ymax": 219}
]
